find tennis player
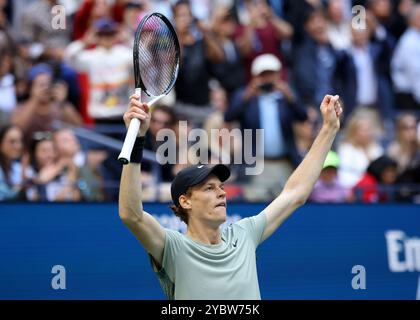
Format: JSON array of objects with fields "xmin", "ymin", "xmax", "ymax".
[{"xmin": 119, "ymin": 93, "xmax": 343, "ymax": 300}]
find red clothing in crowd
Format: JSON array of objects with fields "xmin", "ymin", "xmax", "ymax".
[
  {"xmin": 73, "ymin": 0, "xmax": 124, "ymax": 40},
  {"xmin": 352, "ymin": 173, "xmax": 391, "ymax": 203}
]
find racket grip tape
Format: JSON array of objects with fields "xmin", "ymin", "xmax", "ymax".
[
  {"xmin": 118, "ymin": 118, "xmax": 141, "ymax": 164},
  {"xmin": 118, "ymin": 88, "xmax": 143, "ymax": 165}
]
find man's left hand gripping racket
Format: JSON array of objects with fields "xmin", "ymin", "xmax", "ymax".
[{"xmin": 118, "ymin": 12, "xmax": 180, "ymax": 164}]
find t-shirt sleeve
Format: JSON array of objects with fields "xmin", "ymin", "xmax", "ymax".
[
  {"xmin": 149, "ymin": 228, "xmax": 183, "ymax": 282},
  {"xmin": 235, "ymin": 212, "xmax": 267, "ymax": 248}
]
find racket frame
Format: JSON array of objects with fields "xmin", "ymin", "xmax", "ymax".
[{"xmin": 118, "ymin": 12, "xmax": 180, "ymax": 165}]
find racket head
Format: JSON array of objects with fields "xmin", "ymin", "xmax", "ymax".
[{"xmin": 133, "ymin": 12, "xmax": 180, "ymax": 97}]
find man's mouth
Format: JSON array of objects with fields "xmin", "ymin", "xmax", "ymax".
[{"xmin": 215, "ymin": 202, "xmax": 226, "ymax": 208}]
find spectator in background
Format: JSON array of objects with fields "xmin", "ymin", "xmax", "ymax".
[
  {"xmin": 387, "ymin": 0, "xmax": 415, "ymax": 39},
  {"xmin": 65, "ymin": 18, "xmax": 133, "ymax": 124},
  {"xmin": 280, "ymin": 0, "xmax": 323, "ymax": 46},
  {"xmin": 24, "ymin": 131, "xmax": 80, "ymax": 202},
  {"xmin": 210, "ymin": 5, "xmax": 246, "ymax": 97},
  {"xmin": 367, "ymin": 0, "xmax": 406, "ymax": 39},
  {"xmin": 309, "ymin": 150, "xmax": 349, "ymax": 203},
  {"xmin": 0, "ymin": 125, "xmax": 25, "ymax": 201},
  {"xmin": 391, "ymin": 4, "xmax": 420, "ymax": 110},
  {"xmin": 337, "ymin": 109, "xmax": 384, "ymax": 188},
  {"xmin": 53, "ymin": 128, "xmax": 105, "ymax": 201},
  {"xmin": 25, "ymin": 132, "xmax": 55, "ymax": 201},
  {"xmin": 0, "ymin": 0, "xmax": 15, "ymax": 53},
  {"xmin": 387, "ymin": 113, "xmax": 420, "ymax": 174},
  {"xmin": 203, "ymin": 84, "xmax": 242, "ymax": 168},
  {"xmin": 12, "ymin": 37, "xmax": 34, "ymax": 102},
  {"xmin": 20, "ymin": 0, "xmax": 71, "ymax": 61},
  {"xmin": 225, "ymin": 53, "xmax": 307, "ymax": 200},
  {"xmin": 235, "ymin": 0, "xmax": 293, "ymax": 81},
  {"xmin": 352, "ymin": 155, "xmax": 398, "ymax": 203},
  {"xmin": 292, "ymin": 8, "xmax": 342, "ymax": 109},
  {"xmin": 0, "ymin": 48, "xmax": 16, "ymax": 126},
  {"xmin": 172, "ymin": 0, "xmax": 224, "ymax": 125},
  {"xmin": 119, "ymin": 1, "xmax": 147, "ymax": 48},
  {"xmin": 142, "ymin": 105, "xmax": 177, "ymax": 183},
  {"xmin": 340, "ymin": 23, "xmax": 395, "ymax": 122},
  {"xmin": 293, "ymin": 107, "xmax": 319, "ymax": 158},
  {"xmin": 326, "ymin": 0, "xmax": 352, "ymax": 50},
  {"xmin": 11, "ymin": 64, "xmax": 82, "ymax": 146},
  {"xmin": 73, "ymin": 0, "xmax": 116, "ymax": 40}
]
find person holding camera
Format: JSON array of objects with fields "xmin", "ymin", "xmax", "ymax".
[
  {"xmin": 225, "ymin": 53, "xmax": 308, "ymax": 201},
  {"xmin": 10, "ymin": 63, "xmax": 82, "ymax": 147}
]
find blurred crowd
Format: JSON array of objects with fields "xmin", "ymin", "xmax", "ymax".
[{"xmin": 0, "ymin": 0, "xmax": 419, "ymax": 203}]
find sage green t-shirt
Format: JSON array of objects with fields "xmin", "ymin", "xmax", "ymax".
[{"xmin": 149, "ymin": 212, "xmax": 267, "ymax": 300}]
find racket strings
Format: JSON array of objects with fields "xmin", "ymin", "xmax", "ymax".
[{"xmin": 137, "ymin": 16, "xmax": 178, "ymax": 96}]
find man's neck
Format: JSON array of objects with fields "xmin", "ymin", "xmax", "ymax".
[{"xmin": 186, "ymin": 223, "xmax": 222, "ymax": 245}]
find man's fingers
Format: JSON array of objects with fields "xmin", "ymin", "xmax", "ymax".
[
  {"xmin": 327, "ymin": 95, "xmax": 339, "ymax": 109},
  {"xmin": 322, "ymin": 94, "xmax": 333, "ymax": 105},
  {"xmin": 126, "ymin": 111, "xmax": 148, "ymax": 121},
  {"xmin": 129, "ymin": 98, "xmax": 150, "ymax": 112},
  {"xmin": 130, "ymin": 106, "xmax": 150, "ymax": 118}
]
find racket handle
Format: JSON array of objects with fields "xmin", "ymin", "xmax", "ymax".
[{"xmin": 118, "ymin": 89, "xmax": 142, "ymax": 165}]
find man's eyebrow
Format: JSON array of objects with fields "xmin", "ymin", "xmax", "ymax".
[{"xmin": 202, "ymin": 182, "xmax": 223, "ymax": 187}]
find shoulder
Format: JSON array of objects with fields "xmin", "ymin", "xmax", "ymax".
[
  {"xmin": 229, "ymin": 213, "xmax": 267, "ymax": 246},
  {"xmin": 164, "ymin": 228, "xmax": 188, "ymax": 248}
]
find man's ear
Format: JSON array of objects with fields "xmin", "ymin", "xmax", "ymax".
[{"xmin": 179, "ymin": 194, "xmax": 192, "ymax": 210}]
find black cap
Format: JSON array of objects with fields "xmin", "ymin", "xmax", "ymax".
[{"xmin": 171, "ymin": 164, "xmax": 231, "ymax": 206}]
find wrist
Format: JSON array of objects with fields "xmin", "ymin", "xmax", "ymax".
[
  {"xmin": 130, "ymin": 136, "xmax": 146, "ymax": 163},
  {"xmin": 321, "ymin": 123, "xmax": 339, "ymax": 135}
]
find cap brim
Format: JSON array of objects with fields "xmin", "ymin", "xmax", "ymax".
[{"xmin": 189, "ymin": 164, "xmax": 231, "ymax": 187}]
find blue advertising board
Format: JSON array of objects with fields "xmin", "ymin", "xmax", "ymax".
[{"xmin": 0, "ymin": 203, "xmax": 419, "ymax": 299}]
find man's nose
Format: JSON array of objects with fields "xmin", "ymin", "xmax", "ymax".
[{"xmin": 217, "ymin": 188, "xmax": 226, "ymax": 198}]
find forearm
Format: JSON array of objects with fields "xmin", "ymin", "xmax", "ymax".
[
  {"xmin": 118, "ymin": 163, "xmax": 144, "ymax": 222},
  {"xmin": 204, "ymin": 35, "xmax": 224, "ymax": 63},
  {"xmin": 64, "ymin": 40, "xmax": 88, "ymax": 71},
  {"xmin": 271, "ymin": 17, "xmax": 293, "ymax": 39},
  {"xmin": 283, "ymin": 125, "xmax": 338, "ymax": 202}
]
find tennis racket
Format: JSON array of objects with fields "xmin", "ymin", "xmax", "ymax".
[{"xmin": 118, "ymin": 12, "xmax": 180, "ymax": 164}]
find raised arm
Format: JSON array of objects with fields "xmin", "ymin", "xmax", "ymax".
[
  {"xmin": 260, "ymin": 95, "xmax": 342, "ymax": 241},
  {"xmin": 118, "ymin": 94, "xmax": 166, "ymax": 266}
]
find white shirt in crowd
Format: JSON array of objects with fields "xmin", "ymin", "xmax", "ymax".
[
  {"xmin": 338, "ymin": 142, "xmax": 384, "ymax": 188},
  {"xmin": 64, "ymin": 41, "xmax": 133, "ymax": 120},
  {"xmin": 351, "ymin": 46, "xmax": 377, "ymax": 106},
  {"xmin": 391, "ymin": 27, "xmax": 420, "ymax": 103}
]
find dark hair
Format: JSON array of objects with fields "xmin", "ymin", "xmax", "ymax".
[
  {"xmin": 28, "ymin": 131, "xmax": 53, "ymax": 172},
  {"xmin": 169, "ymin": 187, "xmax": 192, "ymax": 224},
  {"xmin": 367, "ymin": 156, "xmax": 397, "ymax": 183},
  {"xmin": 152, "ymin": 105, "xmax": 177, "ymax": 126},
  {"xmin": 0, "ymin": 125, "xmax": 19, "ymax": 184},
  {"xmin": 172, "ymin": 0, "xmax": 191, "ymax": 16},
  {"xmin": 303, "ymin": 6, "xmax": 326, "ymax": 25}
]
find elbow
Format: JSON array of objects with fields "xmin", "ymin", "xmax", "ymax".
[
  {"xmin": 294, "ymin": 196, "xmax": 307, "ymax": 208},
  {"xmin": 283, "ymin": 187, "xmax": 308, "ymax": 208},
  {"xmin": 118, "ymin": 206, "xmax": 142, "ymax": 225}
]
